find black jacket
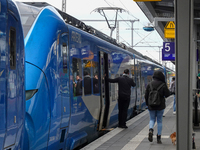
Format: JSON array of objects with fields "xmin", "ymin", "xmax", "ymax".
[
  {"xmin": 145, "ymin": 70, "xmax": 170, "ymax": 110},
  {"xmin": 80, "ymin": 75, "xmax": 98, "ymax": 95},
  {"xmin": 76, "ymin": 79, "xmax": 82, "ymax": 96},
  {"xmin": 107, "ymin": 74, "xmax": 136, "ymax": 97}
]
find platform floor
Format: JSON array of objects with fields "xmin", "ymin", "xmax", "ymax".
[{"xmin": 81, "ymin": 95, "xmax": 179, "ymax": 150}]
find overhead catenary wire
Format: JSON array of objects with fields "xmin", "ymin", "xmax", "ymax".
[{"xmin": 103, "ymin": 0, "xmax": 161, "ymax": 49}]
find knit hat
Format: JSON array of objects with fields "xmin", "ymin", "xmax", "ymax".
[{"xmin": 198, "ymin": 73, "xmax": 200, "ymax": 77}]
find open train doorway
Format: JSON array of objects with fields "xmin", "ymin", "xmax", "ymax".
[{"xmin": 98, "ymin": 51, "xmax": 109, "ymax": 130}]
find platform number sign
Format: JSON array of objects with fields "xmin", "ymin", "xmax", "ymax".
[{"xmin": 162, "ymin": 42, "xmax": 175, "ymax": 61}]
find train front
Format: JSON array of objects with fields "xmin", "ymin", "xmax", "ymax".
[{"xmin": 17, "ymin": 2, "xmax": 71, "ymax": 149}]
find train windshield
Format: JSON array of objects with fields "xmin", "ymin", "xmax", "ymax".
[{"xmin": 16, "ymin": 2, "xmax": 42, "ymax": 38}]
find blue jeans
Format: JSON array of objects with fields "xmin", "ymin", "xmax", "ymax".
[
  {"xmin": 173, "ymin": 95, "xmax": 176, "ymax": 112},
  {"xmin": 148, "ymin": 109, "xmax": 164, "ymax": 135}
]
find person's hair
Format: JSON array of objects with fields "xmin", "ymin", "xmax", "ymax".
[
  {"xmin": 84, "ymin": 71, "xmax": 88, "ymax": 76},
  {"xmin": 124, "ymin": 69, "xmax": 129, "ymax": 74},
  {"xmin": 172, "ymin": 77, "xmax": 175, "ymax": 81}
]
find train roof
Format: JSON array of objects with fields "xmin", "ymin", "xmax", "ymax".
[{"xmin": 16, "ymin": 1, "xmax": 165, "ymax": 68}]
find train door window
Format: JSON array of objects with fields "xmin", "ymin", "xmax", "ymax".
[
  {"xmin": 83, "ymin": 60, "xmax": 91, "ymax": 95},
  {"xmin": 62, "ymin": 43, "xmax": 68, "ymax": 73},
  {"xmin": 113, "ymin": 74, "xmax": 119, "ymax": 101},
  {"xmin": 9, "ymin": 28, "xmax": 16, "ymax": 70},
  {"xmin": 131, "ymin": 66, "xmax": 135, "ymax": 80},
  {"xmin": 72, "ymin": 58, "xmax": 82, "ymax": 96},
  {"xmin": 92, "ymin": 61, "xmax": 99, "ymax": 94}
]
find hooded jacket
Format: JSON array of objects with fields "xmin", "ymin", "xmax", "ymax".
[{"xmin": 145, "ymin": 70, "xmax": 170, "ymax": 110}]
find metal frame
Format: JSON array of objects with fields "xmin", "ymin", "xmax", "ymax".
[{"xmin": 175, "ymin": 0, "xmax": 193, "ymax": 149}]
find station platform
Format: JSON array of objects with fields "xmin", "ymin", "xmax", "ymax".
[{"xmin": 81, "ymin": 95, "xmax": 178, "ymax": 150}]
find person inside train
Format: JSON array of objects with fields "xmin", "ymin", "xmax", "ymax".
[
  {"xmin": 81, "ymin": 71, "xmax": 92, "ymax": 95},
  {"xmin": 75, "ymin": 75, "xmax": 82, "ymax": 96},
  {"xmin": 105, "ymin": 69, "xmax": 136, "ymax": 129},
  {"xmin": 93, "ymin": 74, "xmax": 99, "ymax": 93},
  {"xmin": 145, "ymin": 70, "xmax": 170, "ymax": 144},
  {"xmin": 81, "ymin": 71, "xmax": 98, "ymax": 95}
]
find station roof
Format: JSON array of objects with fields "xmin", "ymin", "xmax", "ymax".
[
  {"xmin": 135, "ymin": 0, "xmax": 200, "ymax": 42},
  {"xmin": 135, "ymin": 0, "xmax": 174, "ymax": 42}
]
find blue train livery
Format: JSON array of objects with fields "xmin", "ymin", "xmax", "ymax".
[{"xmin": 0, "ymin": 0, "xmax": 25, "ymax": 150}]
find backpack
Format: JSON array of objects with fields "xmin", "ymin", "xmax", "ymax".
[
  {"xmin": 170, "ymin": 81, "xmax": 175, "ymax": 94},
  {"xmin": 148, "ymin": 83, "xmax": 165, "ymax": 107}
]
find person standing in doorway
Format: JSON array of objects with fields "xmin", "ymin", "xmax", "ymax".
[
  {"xmin": 106, "ymin": 69, "xmax": 136, "ymax": 129},
  {"xmin": 75, "ymin": 75, "xmax": 82, "ymax": 96},
  {"xmin": 145, "ymin": 70, "xmax": 170, "ymax": 144},
  {"xmin": 170, "ymin": 77, "xmax": 176, "ymax": 114}
]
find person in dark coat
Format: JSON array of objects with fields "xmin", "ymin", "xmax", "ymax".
[
  {"xmin": 93, "ymin": 74, "xmax": 99, "ymax": 93},
  {"xmin": 81, "ymin": 71, "xmax": 92, "ymax": 95},
  {"xmin": 145, "ymin": 70, "xmax": 170, "ymax": 144},
  {"xmin": 81, "ymin": 71, "xmax": 98, "ymax": 95},
  {"xmin": 75, "ymin": 75, "xmax": 82, "ymax": 96},
  {"xmin": 106, "ymin": 69, "xmax": 136, "ymax": 129}
]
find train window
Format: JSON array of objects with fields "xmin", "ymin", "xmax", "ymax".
[
  {"xmin": 9, "ymin": 28, "xmax": 16, "ymax": 70},
  {"xmin": 92, "ymin": 61, "xmax": 99, "ymax": 94},
  {"xmin": 83, "ymin": 60, "xmax": 92, "ymax": 95},
  {"xmin": 72, "ymin": 58, "xmax": 82, "ymax": 97},
  {"xmin": 62, "ymin": 43, "xmax": 68, "ymax": 73}
]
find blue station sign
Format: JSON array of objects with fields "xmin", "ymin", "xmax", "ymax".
[{"xmin": 162, "ymin": 42, "xmax": 175, "ymax": 61}]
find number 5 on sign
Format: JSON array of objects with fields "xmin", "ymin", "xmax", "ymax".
[
  {"xmin": 165, "ymin": 43, "xmax": 170, "ymax": 52},
  {"xmin": 163, "ymin": 42, "xmax": 175, "ymax": 53}
]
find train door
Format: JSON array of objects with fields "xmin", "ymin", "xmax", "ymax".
[
  {"xmin": 98, "ymin": 51, "xmax": 109, "ymax": 130},
  {"xmin": 130, "ymin": 59, "xmax": 137, "ymax": 115},
  {"xmin": 4, "ymin": 10, "xmax": 19, "ymax": 148},
  {"xmin": 135, "ymin": 60, "xmax": 142, "ymax": 111},
  {"xmin": 59, "ymin": 33, "xmax": 70, "ymax": 142}
]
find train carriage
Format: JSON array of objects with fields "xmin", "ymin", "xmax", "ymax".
[
  {"xmin": 15, "ymin": 2, "xmax": 174, "ymax": 150},
  {"xmin": 0, "ymin": 0, "xmax": 25, "ymax": 149}
]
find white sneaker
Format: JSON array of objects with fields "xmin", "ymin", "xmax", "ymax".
[{"xmin": 173, "ymin": 111, "xmax": 176, "ymax": 115}]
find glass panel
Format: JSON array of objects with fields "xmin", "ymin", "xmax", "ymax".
[
  {"xmin": 72, "ymin": 58, "xmax": 82, "ymax": 96},
  {"xmin": 9, "ymin": 28, "xmax": 16, "ymax": 70},
  {"xmin": 100, "ymin": 54, "xmax": 105, "ymax": 95},
  {"xmin": 92, "ymin": 61, "xmax": 99, "ymax": 94},
  {"xmin": 62, "ymin": 43, "xmax": 68, "ymax": 73},
  {"xmin": 83, "ymin": 60, "xmax": 91, "ymax": 95},
  {"xmin": 16, "ymin": 2, "xmax": 42, "ymax": 37}
]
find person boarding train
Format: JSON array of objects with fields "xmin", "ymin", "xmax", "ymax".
[{"xmin": 106, "ymin": 69, "xmax": 136, "ymax": 129}]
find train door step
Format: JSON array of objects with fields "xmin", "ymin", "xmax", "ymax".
[{"xmin": 101, "ymin": 128, "xmax": 114, "ymax": 131}]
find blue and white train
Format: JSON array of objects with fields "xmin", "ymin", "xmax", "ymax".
[
  {"xmin": 0, "ymin": 0, "xmax": 25, "ymax": 150},
  {"xmin": 0, "ymin": 1, "xmax": 174, "ymax": 150}
]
